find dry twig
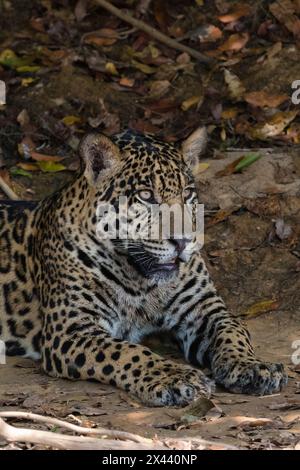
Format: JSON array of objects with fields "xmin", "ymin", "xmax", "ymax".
[
  {"xmin": 0, "ymin": 174, "xmax": 19, "ymax": 200},
  {"xmin": 94, "ymin": 0, "xmax": 213, "ymax": 64}
]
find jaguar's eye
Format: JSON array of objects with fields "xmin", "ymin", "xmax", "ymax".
[
  {"xmin": 137, "ymin": 189, "xmax": 154, "ymax": 202},
  {"xmin": 183, "ymin": 186, "xmax": 196, "ymax": 202}
]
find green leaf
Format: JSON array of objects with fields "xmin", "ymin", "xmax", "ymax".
[
  {"xmin": 37, "ymin": 161, "xmax": 66, "ymax": 173},
  {"xmin": 10, "ymin": 167, "xmax": 33, "ymax": 178},
  {"xmin": 131, "ymin": 60, "xmax": 157, "ymax": 74},
  {"xmin": 16, "ymin": 65, "xmax": 40, "ymax": 73},
  {"xmin": 234, "ymin": 152, "xmax": 262, "ymax": 172},
  {"xmin": 0, "ymin": 49, "xmax": 33, "ymax": 69}
]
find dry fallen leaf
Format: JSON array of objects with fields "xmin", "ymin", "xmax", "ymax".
[
  {"xmin": 148, "ymin": 80, "xmax": 171, "ymax": 99},
  {"xmin": 31, "ymin": 152, "xmax": 65, "ymax": 163},
  {"xmin": 235, "ymin": 417, "xmax": 274, "ymax": 430},
  {"xmin": 269, "ymin": 0, "xmax": 300, "ymax": 37},
  {"xmin": 119, "ymin": 77, "xmax": 135, "ymax": 88},
  {"xmin": 168, "ymin": 396, "xmax": 222, "ymax": 431},
  {"xmin": 17, "ymin": 162, "xmax": 39, "ymax": 171},
  {"xmin": 218, "ymin": 4, "xmax": 252, "ymax": 23},
  {"xmin": 83, "ymin": 28, "xmax": 118, "ymax": 46},
  {"xmin": 285, "ymin": 122, "xmax": 300, "ymax": 143},
  {"xmin": 224, "ymin": 69, "xmax": 246, "ymax": 101},
  {"xmin": 207, "ymin": 208, "xmax": 234, "ymax": 226},
  {"xmin": 244, "ymin": 90, "xmax": 289, "ymax": 108},
  {"xmin": 215, "ymin": 156, "xmax": 243, "ymax": 177},
  {"xmin": 181, "ymin": 95, "xmax": 202, "ymax": 111},
  {"xmin": 249, "ymin": 110, "xmax": 298, "ymax": 139},
  {"xmin": 196, "ymin": 24, "xmax": 223, "ymax": 43},
  {"xmin": 221, "ymin": 107, "xmax": 239, "ymax": 119},
  {"xmin": 62, "ymin": 115, "xmax": 82, "ymax": 126},
  {"xmin": 243, "ymin": 300, "xmax": 280, "ymax": 318},
  {"xmin": 218, "ymin": 33, "xmax": 249, "ymax": 52}
]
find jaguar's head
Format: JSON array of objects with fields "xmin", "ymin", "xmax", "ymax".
[{"xmin": 79, "ymin": 128, "xmax": 206, "ymax": 282}]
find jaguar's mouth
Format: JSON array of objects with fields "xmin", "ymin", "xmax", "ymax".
[
  {"xmin": 148, "ymin": 258, "xmax": 180, "ymax": 274},
  {"xmin": 126, "ymin": 247, "xmax": 180, "ymax": 279}
]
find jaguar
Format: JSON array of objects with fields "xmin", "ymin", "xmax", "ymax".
[{"xmin": 0, "ymin": 127, "xmax": 287, "ymax": 406}]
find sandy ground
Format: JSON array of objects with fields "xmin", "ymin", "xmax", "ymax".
[{"xmin": 0, "ymin": 311, "xmax": 300, "ymax": 450}]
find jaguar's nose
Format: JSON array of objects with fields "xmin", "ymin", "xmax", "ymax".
[{"xmin": 169, "ymin": 238, "xmax": 189, "ymax": 255}]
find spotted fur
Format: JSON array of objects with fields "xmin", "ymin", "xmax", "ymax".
[{"xmin": 0, "ymin": 129, "xmax": 287, "ymax": 406}]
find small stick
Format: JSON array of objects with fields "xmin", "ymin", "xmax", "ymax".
[
  {"xmin": 0, "ymin": 174, "xmax": 19, "ymax": 200},
  {"xmin": 94, "ymin": 0, "xmax": 213, "ymax": 64}
]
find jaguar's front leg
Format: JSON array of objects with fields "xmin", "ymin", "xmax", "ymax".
[
  {"xmin": 166, "ymin": 261, "xmax": 288, "ymax": 395},
  {"xmin": 42, "ymin": 310, "xmax": 213, "ymax": 407}
]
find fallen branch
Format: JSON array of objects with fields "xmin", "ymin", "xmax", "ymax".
[
  {"xmin": 0, "ymin": 413, "xmax": 238, "ymax": 450},
  {"xmin": 93, "ymin": 0, "xmax": 213, "ymax": 64},
  {"xmin": 0, "ymin": 417, "xmax": 165, "ymax": 450},
  {"xmin": 0, "ymin": 174, "xmax": 19, "ymax": 200}
]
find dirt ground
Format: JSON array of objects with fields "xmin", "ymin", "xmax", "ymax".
[{"xmin": 1, "ymin": 0, "xmax": 300, "ymax": 451}]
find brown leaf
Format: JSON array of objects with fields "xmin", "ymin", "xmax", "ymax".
[
  {"xmin": 235, "ymin": 417, "xmax": 275, "ymax": 430},
  {"xmin": 207, "ymin": 209, "xmax": 234, "ymax": 226},
  {"xmin": 40, "ymin": 48, "xmax": 69, "ymax": 64},
  {"xmin": 249, "ymin": 110, "xmax": 298, "ymax": 139},
  {"xmin": 148, "ymin": 80, "xmax": 171, "ymax": 99},
  {"xmin": 243, "ymin": 300, "xmax": 280, "ymax": 318},
  {"xmin": 17, "ymin": 162, "xmax": 39, "ymax": 171},
  {"xmin": 84, "ymin": 36, "xmax": 117, "ymax": 47},
  {"xmin": 30, "ymin": 17, "xmax": 45, "ymax": 32},
  {"xmin": 218, "ymin": 32, "xmax": 249, "ymax": 52},
  {"xmin": 30, "ymin": 152, "xmax": 65, "ymax": 163},
  {"xmin": 224, "ymin": 69, "xmax": 245, "ymax": 100},
  {"xmin": 215, "ymin": 156, "xmax": 244, "ymax": 177},
  {"xmin": 181, "ymin": 95, "xmax": 202, "ymax": 111},
  {"xmin": 153, "ymin": 0, "xmax": 169, "ymax": 33},
  {"xmin": 218, "ymin": 5, "xmax": 252, "ymax": 23},
  {"xmin": 119, "ymin": 77, "xmax": 135, "ymax": 88},
  {"xmin": 147, "ymin": 98, "xmax": 178, "ymax": 113},
  {"xmin": 83, "ymin": 29, "xmax": 118, "ymax": 47},
  {"xmin": 244, "ymin": 90, "xmax": 289, "ymax": 108},
  {"xmin": 270, "ymin": 0, "xmax": 300, "ymax": 37},
  {"xmin": 196, "ymin": 25, "xmax": 223, "ymax": 43}
]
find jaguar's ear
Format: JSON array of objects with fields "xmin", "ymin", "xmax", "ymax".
[
  {"xmin": 79, "ymin": 133, "xmax": 120, "ymax": 184},
  {"xmin": 182, "ymin": 127, "xmax": 207, "ymax": 171}
]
